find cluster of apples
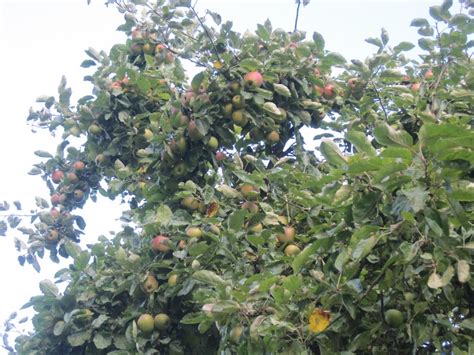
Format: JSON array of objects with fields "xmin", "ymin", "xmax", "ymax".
[
  {"xmin": 129, "ymin": 27, "xmax": 174, "ymax": 66},
  {"xmin": 136, "ymin": 312, "xmax": 171, "ymax": 334}
]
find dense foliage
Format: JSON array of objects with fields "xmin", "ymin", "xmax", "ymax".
[{"xmin": 1, "ymin": 0, "xmax": 473, "ymax": 353}]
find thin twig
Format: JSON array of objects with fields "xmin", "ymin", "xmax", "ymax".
[
  {"xmin": 190, "ymin": 5, "xmax": 221, "ymax": 63},
  {"xmin": 370, "ymin": 80, "xmax": 389, "ymax": 121},
  {"xmin": 294, "ymin": 0, "xmax": 302, "ymax": 32}
]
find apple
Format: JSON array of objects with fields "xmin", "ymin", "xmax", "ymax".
[
  {"xmin": 88, "ymin": 124, "xmax": 102, "ymax": 135},
  {"xmin": 424, "ymin": 69, "xmax": 433, "ymax": 79},
  {"xmin": 67, "ymin": 172, "xmax": 79, "ymax": 184},
  {"xmin": 384, "ymin": 309, "xmax": 404, "ymax": 328},
  {"xmin": 411, "ymin": 82, "xmax": 421, "ymax": 92},
  {"xmin": 170, "ymin": 136, "xmax": 187, "ymax": 156},
  {"xmin": 51, "ymin": 194, "xmax": 61, "ymax": 205},
  {"xmin": 188, "ymin": 120, "xmax": 204, "ymax": 141},
  {"xmin": 288, "ymin": 43, "xmax": 298, "ymax": 50},
  {"xmin": 181, "ymin": 91, "xmax": 195, "ymax": 107},
  {"xmin": 215, "ymin": 151, "xmax": 226, "ymax": 162},
  {"xmin": 72, "ymin": 161, "xmax": 85, "ymax": 171},
  {"xmin": 323, "ymin": 84, "xmax": 336, "ymax": 99},
  {"xmin": 131, "ymin": 28, "xmax": 143, "ymax": 40},
  {"xmin": 95, "ymin": 154, "xmax": 106, "ymax": 165},
  {"xmin": 232, "ymin": 110, "xmax": 248, "ymax": 126},
  {"xmin": 46, "ymin": 229, "xmax": 59, "ymax": 242},
  {"xmin": 73, "ymin": 189, "xmax": 84, "ymax": 202},
  {"xmin": 223, "ymin": 103, "xmax": 233, "ymax": 118},
  {"xmin": 248, "ymin": 223, "xmax": 263, "ymax": 233},
  {"xmin": 231, "ymin": 95, "xmax": 244, "ymax": 108},
  {"xmin": 164, "ymin": 52, "xmax": 175, "ymax": 64},
  {"xmin": 313, "ymin": 85, "xmax": 324, "ymax": 96},
  {"xmin": 186, "ymin": 227, "xmax": 203, "ymax": 238},
  {"xmin": 266, "ymin": 130, "xmax": 280, "ymax": 144},
  {"xmin": 137, "ymin": 314, "xmax": 155, "ymax": 333},
  {"xmin": 143, "ymin": 275, "xmax": 159, "ymax": 294},
  {"xmin": 155, "ymin": 44, "xmax": 166, "ymax": 53},
  {"xmin": 228, "ymin": 81, "xmax": 240, "ymax": 93},
  {"xmin": 244, "ymin": 71, "xmax": 264, "ymax": 88},
  {"xmin": 284, "ymin": 244, "xmax": 301, "ymax": 256},
  {"xmin": 143, "ymin": 43, "xmax": 154, "ymax": 55},
  {"xmin": 277, "ymin": 226, "xmax": 296, "ymax": 243},
  {"xmin": 173, "ymin": 163, "xmax": 187, "ymax": 176},
  {"xmin": 143, "ymin": 129, "xmax": 154, "ymax": 141},
  {"xmin": 130, "ymin": 43, "xmax": 142, "ymax": 55},
  {"xmin": 168, "ymin": 274, "xmax": 178, "ymax": 286},
  {"xmin": 229, "ymin": 325, "xmax": 244, "ymax": 343},
  {"xmin": 151, "ymin": 235, "xmax": 171, "ymax": 253},
  {"xmin": 347, "ymin": 78, "xmax": 358, "ymax": 89},
  {"xmin": 178, "ymin": 240, "xmax": 187, "ymax": 249},
  {"xmin": 209, "ymin": 224, "xmax": 220, "ymax": 234},
  {"xmin": 207, "ymin": 136, "xmax": 219, "ymax": 150},
  {"xmin": 154, "ymin": 313, "xmax": 170, "ymax": 330},
  {"xmin": 50, "ymin": 208, "xmax": 60, "ymax": 219},
  {"xmin": 51, "ymin": 170, "xmax": 64, "ymax": 184},
  {"xmin": 240, "ymin": 184, "xmax": 259, "ymax": 200},
  {"xmin": 181, "ymin": 196, "xmax": 200, "ymax": 210},
  {"xmin": 241, "ymin": 201, "xmax": 259, "ymax": 214}
]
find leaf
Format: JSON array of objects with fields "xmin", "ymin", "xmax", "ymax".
[
  {"xmin": 352, "ymin": 234, "xmax": 378, "ymax": 261},
  {"xmin": 291, "ymin": 241, "xmax": 321, "ymax": 273},
  {"xmin": 93, "ymin": 333, "xmax": 112, "ymax": 350},
  {"xmin": 457, "ymin": 260, "xmax": 470, "ymax": 283},
  {"xmin": 273, "ymin": 84, "xmax": 291, "ymax": 97},
  {"xmin": 191, "ymin": 71, "xmax": 205, "ymax": 92},
  {"xmin": 410, "ymin": 18, "xmax": 430, "ymax": 27},
  {"xmin": 381, "ymin": 28, "xmax": 389, "ymax": 45},
  {"xmin": 34, "ymin": 150, "xmax": 53, "ymax": 158},
  {"xmin": 227, "ymin": 209, "xmax": 248, "ymax": 231},
  {"xmin": 345, "ymin": 130, "xmax": 376, "ymax": 156},
  {"xmin": 429, "ymin": 5, "xmax": 447, "ymax": 22},
  {"xmin": 427, "ymin": 266, "xmax": 454, "ymax": 289},
  {"xmin": 67, "ymin": 330, "xmax": 92, "ymax": 347},
  {"xmin": 320, "ymin": 140, "xmax": 347, "ymax": 168},
  {"xmin": 192, "ymin": 270, "xmax": 230, "ymax": 287},
  {"xmin": 39, "ymin": 279, "xmax": 59, "ymax": 297},
  {"xmin": 401, "ymin": 187, "xmax": 429, "ymax": 213},
  {"xmin": 312, "ymin": 31, "xmax": 325, "ymax": 51},
  {"xmin": 324, "ymin": 52, "xmax": 346, "ymax": 66},
  {"xmin": 217, "ymin": 185, "xmax": 241, "ymax": 199},
  {"xmin": 460, "ymin": 318, "xmax": 474, "ymax": 331},
  {"xmin": 156, "ymin": 204, "xmax": 172, "ymax": 226},
  {"xmin": 441, "ymin": 0, "xmax": 453, "ymax": 11},
  {"xmin": 365, "ymin": 37, "xmax": 383, "ymax": 48},
  {"xmin": 239, "ymin": 58, "xmax": 263, "ymax": 71},
  {"xmin": 373, "ymin": 121, "xmax": 413, "ymax": 148},
  {"xmin": 393, "ymin": 41, "xmax": 415, "ymax": 53}
]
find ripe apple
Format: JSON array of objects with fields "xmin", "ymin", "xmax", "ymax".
[
  {"xmin": 232, "ymin": 110, "xmax": 248, "ymax": 126},
  {"xmin": 277, "ymin": 226, "xmax": 296, "ymax": 243},
  {"xmin": 313, "ymin": 85, "xmax": 324, "ymax": 96},
  {"xmin": 231, "ymin": 95, "xmax": 244, "ymax": 108},
  {"xmin": 154, "ymin": 313, "xmax": 171, "ymax": 330},
  {"xmin": 131, "ymin": 28, "xmax": 144, "ymax": 40},
  {"xmin": 73, "ymin": 189, "xmax": 84, "ymax": 202},
  {"xmin": 244, "ymin": 71, "xmax": 264, "ymax": 88},
  {"xmin": 207, "ymin": 136, "xmax": 219, "ymax": 150},
  {"xmin": 72, "ymin": 161, "xmax": 85, "ymax": 171},
  {"xmin": 51, "ymin": 194, "xmax": 61, "ymax": 205},
  {"xmin": 186, "ymin": 227, "xmax": 203, "ymax": 238},
  {"xmin": 168, "ymin": 274, "xmax": 178, "ymax": 286},
  {"xmin": 67, "ymin": 172, "xmax": 79, "ymax": 184},
  {"xmin": 46, "ymin": 229, "xmax": 59, "ymax": 242},
  {"xmin": 266, "ymin": 130, "xmax": 280, "ymax": 145},
  {"xmin": 51, "ymin": 170, "xmax": 64, "ymax": 184},
  {"xmin": 178, "ymin": 240, "xmax": 187, "ymax": 249},
  {"xmin": 347, "ymin": 78, "xmax": 358, "ymax": 89},
  {"xmin": 151, "ymin": 235, "xmax": 171, "ymax": 253},
  {"xmin": 241, "ymin": 201, "xmax": 259, "ymax": 214},
  {"xmin": 411, "ymin": 82, "xmax": 421, "ymax": 92},
  {"xmin": 240, "ymin": 184, "xmax": 259, "ymax": 200},
  {"xmin": 155, "ymin": 43, "xmax": 166, "ymax": 53},
  {"xmin": 164, "ymin": 52, "xmax": 175, "ymax": 64},
  {"xmin": 181, "ymin": 91, "xmax": 195, "ymax": 107},
  {"xmin": 424, "ymin": 69, "xmax": 433, "ymax": 79},
  {"xmin": 284, "ymin": 244, "xmax": 301, "ymax": 256},
  {"xmin": 137, "ymin": 314, "xmax": 155, "ymax": 333},
  {"xmin": 215, "ymin": 151, "xmax": 226, "ymax": 162},
  {"xmin": 323, "ymin": 84, "xmax": 336, "ymax": 99},
  {"xmin": 143, "ymin": 275, "xmax": 159, "ymax": 294}
]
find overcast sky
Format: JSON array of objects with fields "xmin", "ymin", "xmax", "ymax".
[{"xmin": 0, "ymin": 0, "xmax": 437, "ymax": 349}]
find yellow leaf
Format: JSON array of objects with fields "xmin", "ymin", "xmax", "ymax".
[
  {"xmin": 213, "ymin": 61, "xmax": 223, "ymax": 70},
  {"xmin": 309, "ymin": 308, "xmax": 331, "ymax": 333}
]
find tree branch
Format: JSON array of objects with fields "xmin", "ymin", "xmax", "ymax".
[{"xmin": 294, "ymin": 0, "xmax": 302, "ymax": 32}]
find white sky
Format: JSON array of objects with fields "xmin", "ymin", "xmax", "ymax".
[{"xmin": 0, "ymin": 0, "xmax": 437, "ymax": 350}]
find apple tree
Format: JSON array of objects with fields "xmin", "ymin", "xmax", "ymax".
[{"xmin": 1, "ymin": 0, "xmax": 473, "ymax": 353}]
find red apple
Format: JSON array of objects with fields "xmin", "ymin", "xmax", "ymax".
[
  {"xmin": 244, "ymin": 71, "xmax": 264, "ymax": 88},
  {"xmin": 73, "ymin": 161, "xmax": 85, "ymax": 171},
  {"xmin": 51, "ymin": 170, "xmax": 64, "ymax": 184},
  {"xmin": 215, "ymin": 151, "xmax": 226, "ymax": 162},
  {"xmin": 323, "ymin": 84, "xmax": 336, "ymax": 99},
  {"xmin": 151, "ymin": 235, "xmax": 171, "ymax": 253},
  {"xmin": 411, "ymin": 82, "xmax": 421, "ymax": 92},
  {"xmin": 51, "ymin": 194, "xmax": 61, "ymax": 205}
]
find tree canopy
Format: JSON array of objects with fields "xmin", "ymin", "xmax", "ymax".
[{"xmin": 1, "ymin": 0, "xmax": 473, "ymax": 354}]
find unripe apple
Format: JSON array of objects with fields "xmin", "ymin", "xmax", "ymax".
[
  {"xmin": 266, "ymin": 130, "xmax": 280, "ymax": 144},
  {"xmin": 181, "ymin": 91, "xmax": 195, "ymax": 107},
  {"xmin": 142, "ymin": 275, "xmax": 159, "ymax": 294},
  {"xmin": 231, "ymin": 95, "xmax": 244, "ymax": 108},
  {"xmin": 88, "ymin": 124, "xmax": 102, "ymax": 135},
  {"xmin": 248, "ymin": 223, "xmax": 263, "ymax": 233},
  {"xmin": 143, "ymin": 129, "xmax": 154, "ymax": 141},
  {"xmin": 137, "ymin": 314, "xmax": 155, "ymax": 333},
  {"xmin": 95, "ymin": 154, "xmax": 106, "ymax": 165},
  {"xmin": 51, "ymin": 170, "xmax": 64, "ymax": 184},
  {"xmin": 186, "ymin": 227, "xmax": 203, "ymax": 238},
  {"xmin": 151, "ymin": 235, "xmax": 171, "ymax": 253},
  {"xmin": 170, "ymin": 136, "xmax": 187, "ymax": 156},
  {"xmin": 209, "ymin": 224, "xmax": 220, "ymax": 234},
  {"xmin": 215, "ymin": 151, "xmax": 226, "ymax": 162},
  {"xmin": 191, "ymin": 259, "xmax": 201, "ymax": 269},
  {"xmin": 73, "ymin": 189, "xmax": 84, "ymax": 202},
  {"xmin": 130, "ymin": 43, "xmax": 142, "ymax": 55},
  {"xmin": 143, "ymin": 42, "xmax": 154, "ymax": 55},
  {"xmin": 240, "ymin": 184, "xmax": 259, "ymax": 200},
  {"xmin": 284, "ymin": 244, "xmax": 301, "ymax": 256},
  {"xmin": 168, "ymin": 274, "xmax": 178, "ymax": 286},
  {"xmin": 229, "ymin": 325, "xmax": 244, "ymax": 343},
  {"xmin": 188, "ymin": 120, "xmax": 204, "ymax": 141},
  {"xmin": 67, "ymin": 172, "xmax": 79, "ymax": 184},
  {"xmin": 228, "ymin": 81, "xmax": 240, "ymax": 93},
  {"xmin": 223, "ymin": 103, "xmax": 233, "ymax": 118},
  {"xmin": 164, "ymin": 52, "xmax": 175, "ymax": 64},
  {"xmin": 244, "ymin": 71, "xmax": 264, "ymax": 88},
  {"xmin": 384, "ymin": 309, "xmax": 404, "ymax": 328},
  {"xmin": 277, "ymin": 226, "xmax": 296, "ymax": 243},
  {"xmin": 154, "ymin": 313, "xmax": 171, "ymax": 330},
  {"xmin": 131, "ymin": 28, "xmax": 144, "ymax": 40},
  {"xmin": 173, "ymin": 163, "xmax": 187, "ymax": 177},
  {"xmin": 323, "ymin": 84, "xmax": 336, "ymax": 99},
  {"xmin": 232, "ymin": 110, "xmax": 248, "ymax": 126},
  {"xmin": 207, "ymin": 136, "xmax": 219, "ymax": 150},
  {"xmin": 50, "ymin": 208, "xmax": 60, "ymax": 219},
  {"xmin": 181, "ymin": 196, "xmax": 200, "ymax": 210}
]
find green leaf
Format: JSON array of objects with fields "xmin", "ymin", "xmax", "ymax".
[
  {"xmin": 291, "ymin": 240, "xmax": 322, "ymax": 273},
  {"xmin": 192, "ymin": 270, "xmax": 230, "ymax": 287},
  {"xmin": 324, "ymin": 52, "xmax": 346, "ymax": 66},
  {"xmin": 345, "ymin": 130, "xmax": 376, "ymax": 156},
  {"xmin": 460, "ymin": 318, "xmax": 474, "ymax": 331},
  {"xmin": 352, "ymin": 234, "xmax": 379, "ymax": 261},
  {"xmin": 393, "ymin": 41, "xmax": 415, "ymax": 53},
  {"xmin": 365, "ymin": 37, "xmax": 383, "ymax": 48},
  {"xmin": 191, "ymin": 71, "xmax": 206, "ymax": 92},
  {"xmin": 427, "ymin": 266, "xmax": 454, "ymax": 289},
  {"xmin": 381, "ymin": 28, "xmax": 389, "ymax": 45},
  {"xmin": 227, "ymin": 209, "xmax": 248, "ymax": 231},
  {"xmin": 410, "ymin": 18, "xmax": 430, "ymax": 27},
  {"xmin": 156, "ymin": 204, "xmax": 173, "ymax": 226},
  {"xmin": 401, "ymin": 187, "xmax": 429, "ymax": 213},
  {"xmin": 373, "ymin": 121, "xmax": 413, "ymax": 148},
  {"xmin": 312, "ymin": 31, "xmax": 325, "ymax": 51},
  {"xmin": 320, "ymin": 140, "xmax": 347, "ymax": 168},
  {"xmin": 441, "ymin": 0, "xmax": 453, "ymax": 11},
  {"xmin": 429, "ymin": 5, "xmax": 447, "ymax": 22},
  {"xmin": 67, "ymin": 330, "xmax": 92, "ymax": 347},
  {"xmin": 93, "ymin": 333, "xmax": 112, "ymax": 350},
  {"xmin": 39, "ymin": 279, "xmax": 59, "ymax": 297},
  {"xmin": 34, "ymin": 150, "xmax": 53, "ymax": 158},
  {"xmin": 239, "ymin": 58, "xmax": 263, "ymax": 71}
]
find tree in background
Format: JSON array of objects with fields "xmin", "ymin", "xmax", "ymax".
[{"xmin": 1, "ymin": 0, "xmax": 473, "ymax": 353}]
